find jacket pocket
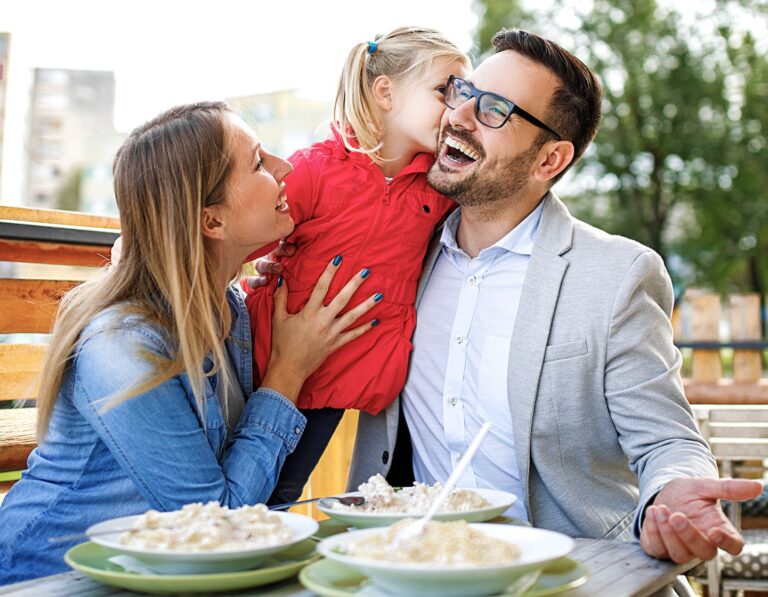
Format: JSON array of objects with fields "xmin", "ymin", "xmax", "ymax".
[
  {"xmin": 602, "ymin": 509, "xmax": 635, "ymax": 540},
  {"xmin": 543, "ymin": 338, "xmax": 588, "ymax": 363}
]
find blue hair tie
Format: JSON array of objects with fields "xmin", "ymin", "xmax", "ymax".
[{"xmin": 366, "ymin": 41, "xmax": 378, "ymax": 55}]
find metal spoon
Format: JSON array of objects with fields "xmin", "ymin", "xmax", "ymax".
[{"xmin": 268, "ymin": 495, "xmax": 366, "ymax": 511}]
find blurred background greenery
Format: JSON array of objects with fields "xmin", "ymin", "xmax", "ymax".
[{"xmin": 474, "ymin": 0, "xmax": 767, "ymax": 318}]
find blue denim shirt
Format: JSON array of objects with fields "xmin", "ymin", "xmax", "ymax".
[{"xmin": 0, "ymin": 286, "xmax": 306, "ymax": 585}]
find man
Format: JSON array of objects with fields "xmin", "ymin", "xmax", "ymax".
[{"xmin": 345, "ymin": 28, "xmax": 762, "ymax": 566}]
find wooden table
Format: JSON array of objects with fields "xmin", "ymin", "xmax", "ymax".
[{"xmin": 0, "ymin": 538, "xmax": 698, "ymax": 597}]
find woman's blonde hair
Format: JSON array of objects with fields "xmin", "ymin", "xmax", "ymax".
[
  {"xmin": 36, "ymin": 101, "xmax": 237, "ymax": 440},
  {"xmin": 334, "ymin": 26, "xmax": 469, "ymax": 163}
]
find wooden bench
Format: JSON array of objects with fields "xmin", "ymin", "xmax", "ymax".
[{"xmin": 0, "ymin": 206, "xmax": 120, "ymax": 500}]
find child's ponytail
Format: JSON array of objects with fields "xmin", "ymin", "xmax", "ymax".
[{"xmin": 334, "ymin": 38, "xmax": 385, "ymax": 159}]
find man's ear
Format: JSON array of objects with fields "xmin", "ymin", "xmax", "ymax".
[
  {"xmin": 201, "ymin": 205, "xmax": 226, "ymax": 240},
  {"xmin": 371, "ymin": 75, "xmax": 393, "ymax": 112},
  {"xmin": 533, "ymin": 141, "xmax": 575, "ymax": 183}
]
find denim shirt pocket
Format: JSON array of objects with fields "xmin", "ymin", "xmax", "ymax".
[{"xmin": 203, "ymin": 389, "xmax": 226, "ymax": 460}]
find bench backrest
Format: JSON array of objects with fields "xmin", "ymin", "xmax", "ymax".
[{"xmin": 0, "ymin": 206, "xmax": 119, "ymax": 478}]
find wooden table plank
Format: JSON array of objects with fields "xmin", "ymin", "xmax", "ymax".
[{"xmin": 0, "ymin": 539, "xmax": 697, "ymax": 597}]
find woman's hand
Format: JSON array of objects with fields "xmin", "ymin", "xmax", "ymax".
[
  {"xmin": 244, "ymin": 241, "xmax": 296, "ymax": 289},
  {"xmin": 260, "ymin": 256, "xmax": 381, "ymax": 402}
]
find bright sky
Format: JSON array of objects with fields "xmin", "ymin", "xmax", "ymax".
[{"xmin": 0, "ymin": 0, "xmax": 479, "ymax": 203}]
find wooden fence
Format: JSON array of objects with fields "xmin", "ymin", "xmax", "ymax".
[{"xmin": 674, "ymin": 291, "xmax": 768, "ymax": 404}]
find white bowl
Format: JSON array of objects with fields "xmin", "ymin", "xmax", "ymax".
[
  {"xmin": 87, "ymin": 511, "xmax": 319, "ymax": 574},
  {"xmin": 317, "ymin": 523, "xmax": 574, "ymax": 597},
  {"xmin": 317, "ymin": 487, "xmax": 517, "ymax": 529}
]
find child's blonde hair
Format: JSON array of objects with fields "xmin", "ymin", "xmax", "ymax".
[{"xmin": 334, "ymin": 26, "xmax": 470, "ymax": 163}]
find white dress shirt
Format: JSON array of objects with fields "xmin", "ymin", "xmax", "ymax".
[{"xmin": 402, "ymin": 201, "xmax": 544, "ymax": 520}]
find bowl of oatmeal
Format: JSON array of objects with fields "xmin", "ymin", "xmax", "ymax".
[
  {"xmin": 317, "ymin": 474, "xmax": 517, "ymax": 528},
  {"xmin": 317, "ymin": 519, "xmax": 574, "ymax": 597},
  {"xmin": 87, "ymin": 502, "xmax": 318, "ymax": 574}
]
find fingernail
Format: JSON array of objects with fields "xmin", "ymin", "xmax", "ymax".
[
  {"xmin": 332, "ymin": 255, "xmax": 342, "ymax": 266},
  {"xmin": 360, "ymin": 268, "xmax": 370, "ymax": 279},
  {"xmin": 671, "ymin": 517, "xmax": 686, "ymax": 531},
  {"xmin": 371, "ymin": 319, "xmax": 380, "ymax": 327},
  {"xmin": 374, "ymin": 293, "xmax": 384, "ymax": 302},
  {"xmin": 656, "ymin": 509, "xmax": 668, "ymax": 523},
  {"xmin": 276, "ymin": 276, "xmax": 283, "ymax": 288}
]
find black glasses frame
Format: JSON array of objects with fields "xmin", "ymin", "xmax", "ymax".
[{"xmin": 443, "ymin": 75, "xmax": 563, "ymax": 140}]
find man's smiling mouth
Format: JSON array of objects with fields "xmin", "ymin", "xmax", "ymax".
[{"xmin": 444, "ymin": 136, "xmax": 480, "ymax": 163}]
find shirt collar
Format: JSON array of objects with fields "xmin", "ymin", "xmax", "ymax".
[{"xmin": 440, "ymin": 200, "xmax": 545, "ymax": 257}]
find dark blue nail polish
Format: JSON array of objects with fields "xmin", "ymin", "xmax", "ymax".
[
  {"xmin": 371, "ymin": 319, "xmax": 380, "ymax": 327},
  {"xmin": 374, "ymin": 293, "xmax": 384, "ymax": 302},
  {"xmin": 332, "ymin": 255, "xmax": 342, "ymax": 266},
  {"xmin": 276, "ymin": 276, "xmax": 283, "ymax": 288},
  {"xmin": 360, "ymin": 268, "xmax": 370, "ymax": 279}
]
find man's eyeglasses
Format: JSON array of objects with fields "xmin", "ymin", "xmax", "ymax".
[{"xmin": 442, "ymin": 75, "xmax": 563, "ymax": 140}]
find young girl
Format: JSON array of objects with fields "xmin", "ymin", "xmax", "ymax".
[{"xmin": 245, "ymin": 27, "xmax": 470, "ymax": 503}]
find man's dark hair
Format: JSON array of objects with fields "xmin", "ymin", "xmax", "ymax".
[{"xmin": 492, "ymin": 29, "xmax": 602, "ymax": 181}]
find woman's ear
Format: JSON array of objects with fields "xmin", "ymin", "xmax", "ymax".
[
  {"xmin": 201, "ymin": 205, "xmax": 226, "ymax": 240},
  {"xmin": 371, "ymin": 75, "xmax": 393, "ymax": 112}
]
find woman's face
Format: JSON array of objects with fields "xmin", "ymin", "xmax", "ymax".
[{"xmin": 211, "ymin": 114, "xmax": 295, "ymax": 255}]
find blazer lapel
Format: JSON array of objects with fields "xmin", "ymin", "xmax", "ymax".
[{"xmin": 508, "ymin": 193, "xmax": 573, "ymax": 519}]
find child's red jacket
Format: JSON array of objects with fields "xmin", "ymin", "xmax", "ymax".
[{"xmin": 244, "ymin": 129, "xmax": 454, "ymax": 415}]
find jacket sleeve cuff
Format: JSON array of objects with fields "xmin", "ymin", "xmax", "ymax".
[{"xmin": 240, "ymin": 387, "xmax": 306, "ymax": 453}]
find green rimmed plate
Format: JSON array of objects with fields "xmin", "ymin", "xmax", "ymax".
[
  {"xmin": 64, "ymin": 539, "xmax": 318, "ymax": 594},
  {"xmin": 299, "ymin": 557, "xmax": 588, "ymax": 597}
]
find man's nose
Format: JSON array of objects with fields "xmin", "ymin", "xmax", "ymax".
[{"xmin": 447, "ymin": 99, "xmax": 478, "ymax": 131}]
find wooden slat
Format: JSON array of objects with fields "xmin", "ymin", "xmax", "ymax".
[
  {"xmin": 710, "ymin": 438, "xmax": 768, "ymax": 459},
  {"xmin": 0, "ymin": 238, "xmax": 112, "ymax": 267},
  {"xmin": 684, "ymin": 379, "xmax": 768, "ymax": 404},
  {"xmin": 0, "ymin": 279, "xmax": 79, "ymax": 333},
  {"xmin": 708, "ymin": 422, "xmax": 768, "ymax": 438},
  {"xmin": 707, "ymin": 405, "xmax": 768, "ymax": 423},
  {"xmin": 0, "ymin": 407, "xmax": 37, "ymax": 472},
  {"xmin": 0, "ymin": 344, "xmax": 47, "ymax": 401},
  {"xmin": 730, "ymin": 294, "xmax": 763, "ymax": 383},
  {"xmin": 691, "ymin": 293, "xmax": 723, "ymax": 382},
  {"xmin": 0, "ymin": 206, "xmax": 119, "ymax": 229}
]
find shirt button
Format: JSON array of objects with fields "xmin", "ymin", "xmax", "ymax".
[
  {"xmin": 456, "ymin": 336, "xmax": 465, "ymax": 344},
  {"xmin": 294, "ymin": 427, "xmax": 302, "ymax": 435},
  {"xmin": 467, "ymin": 275, "xmax": 476, "ymax": 284},
  {"xmin": 448, "ymin": 396, "xmax": 458, "ymax": 406},
  {"xmin": 243, "ymin": 347, "xmax": 250, "ymax": 354}
]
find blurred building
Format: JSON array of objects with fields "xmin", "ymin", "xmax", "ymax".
[
  {"xmin": 0, "ymin": 33, "xmax": 10, "ymax": 194},
  {"xmin": 227, "ymin": 90, "xmax": 332, "ymax": 158},
  {"xmin": 23, "ymin": 68, "xmax": 117, "ymax": 212}
]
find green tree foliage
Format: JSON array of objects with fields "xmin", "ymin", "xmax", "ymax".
[{"xmin": 473, "ymin": 0, "xmax": 768, "ymax": 301}]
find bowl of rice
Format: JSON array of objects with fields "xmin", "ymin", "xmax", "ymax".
[
  {"xmin": 87, "ymin": 501, "xmax": 318, "ymax": 574},
  {"xmin": 317, "ymin": 519, "xmax": 574, "ymax": 597},
  {"xmin": 318, "ymin": 474, "xmax": 517, "ymax": 528}
]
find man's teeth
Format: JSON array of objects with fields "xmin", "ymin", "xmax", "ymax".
[{"xmin": 445, "ymin": 137, "xmax": 480, "ymax": 161}]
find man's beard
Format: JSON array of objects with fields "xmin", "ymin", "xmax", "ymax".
[{"xmin": 428, "ymin": 133, "xmax": 542, "ymax": 209}]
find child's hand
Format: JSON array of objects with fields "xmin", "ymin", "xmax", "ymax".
[
  {"xmin": 244, "ymin": 240, "xmax": 297, "ymax": 288},
  {"xmin": 260, "ymin": 256, "xmax": 381, "ymax": 402}
]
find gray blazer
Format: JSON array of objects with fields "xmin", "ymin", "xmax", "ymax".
[{"xmin": 348, "ymin": 192, "xmax": 717, "ymax": 541}]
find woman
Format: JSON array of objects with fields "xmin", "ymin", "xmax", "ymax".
[{"xmin": 0, "ymin": 101, "xmax": 379, "ymax": 584}]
